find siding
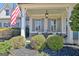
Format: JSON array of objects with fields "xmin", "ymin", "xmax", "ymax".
[{"xmin": 73, "ymin": 31, "xmax": 79, "ymax": 44}]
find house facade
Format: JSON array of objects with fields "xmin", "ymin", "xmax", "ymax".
[
  {"xmin": 0, "ymin": 3, "xmax": 78, "ymax": 45},
  {"xmin": 0, "ymin": 4, "xmax": 21, "ymax": 28}
]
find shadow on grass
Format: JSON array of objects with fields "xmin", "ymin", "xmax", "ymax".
[{"xmin": 42, "ymin": 46, "xmax": 79, "ymax": 56}]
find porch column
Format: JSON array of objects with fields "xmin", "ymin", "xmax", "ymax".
[
  {"xmin": 21, "ymin": 8, "xmax": 26, "ymax": 38},
  {"xmin": 61, "ymin": 17, "xmax": 63, "ymax": 33},
  {"xmin": 61, "ymin": 17, "xmax": 67, "ymax": 43},
  {"xmin": 44, "ymin": 18, "xmax": 48, "ymax": 33},
  {"xmin": 61, "ymin": 17, "xmax": 66, "ymax": 33},
  {"xmin": 66, "ymin": 7, "xmax": 73, "ymax": 44}
]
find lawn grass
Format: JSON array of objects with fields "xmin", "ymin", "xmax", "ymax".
[{"xmin": 0, "ymin": 28, "xmax": 11, "ymax": 31}]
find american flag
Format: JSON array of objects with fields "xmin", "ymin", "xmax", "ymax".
[{"xmin": 10, "ymin": 6, "xmax": 20, "ymax": 25}]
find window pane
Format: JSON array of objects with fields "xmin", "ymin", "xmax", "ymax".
[
  {"xmin": 54, "ymin": 20, "xmax": 56, "ymax": 31},
  {"xmin": 6, "ymin": 9, "xmax": 9, "ymax": 16},
  {"xmin": 51, "ymin": 20, "xmax": 54, "ymax": 32},
  {"xmin": 35, "ymin": 20, "xmax": 40, "ymax": 31},
  {"xmin": 73, "ymin": 31, "xmax": 78, "ymax": 40},
  {"xmin": 48, "ymin": 19, "xmax": 56, "ymax": 32},
  {"xmin": 33, "ymin": 19, "xmax": 44, "ymax": 32},
  {"xmin": 4, "ymin": 23, "xmax": 10, "ymax": 27}
]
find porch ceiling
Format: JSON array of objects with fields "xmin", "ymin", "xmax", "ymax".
[
  {"xmin": 19, "ymin": 3, "xmax": 75, "ymax": 9},
  {"xmin": 27, "ymin": 8, "xmax": 67, "ymax": 19},
  {"xmin": 19, "ymin": 3, "xmax": 76, "ymax": 19}
]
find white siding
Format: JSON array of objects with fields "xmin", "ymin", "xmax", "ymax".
[
  {"xmin": 0, "ymin": 10, "xmax": 10, "ymax": 18},
  {"xmin": 0, "ymin": 19, "xmax": 21, "ymax": 28}
]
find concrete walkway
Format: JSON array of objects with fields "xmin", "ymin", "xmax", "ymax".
[
  {"xmin": 9, "ymin": 47, "xmax": 38, "ymax": 56},
  {"xmin": 64, "ymin": 45, "xmax": 79, "ymax": 49}
]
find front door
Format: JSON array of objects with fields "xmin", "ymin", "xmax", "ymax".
[
  {"xmin": 25, "ymin": 26, "xmax": 29, "ymax": 38},
  {"xmin": 25, "ymin": 17, "xmax": 29, "ymax": 38}
]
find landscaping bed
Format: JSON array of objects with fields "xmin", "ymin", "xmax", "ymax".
[{"xmin": 1, "ymin": 34, "xmax": 79, "ymax": 56}]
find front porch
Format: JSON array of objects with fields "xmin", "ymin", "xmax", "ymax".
[{"xmin": 19, "ymin": 3, "xmax": 75, "ymax": 44}]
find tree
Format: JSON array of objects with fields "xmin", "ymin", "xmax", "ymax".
[{"xmin": 70, "ymin": 4, "xmax": 79, "ymax": 31}]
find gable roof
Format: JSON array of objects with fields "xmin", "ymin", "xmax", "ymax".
[{"xmin": 0, "ymin": 3, "xmax": 13, "ymax": 13}]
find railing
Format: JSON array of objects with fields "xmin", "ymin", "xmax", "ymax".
[{"xmin": 30, "ymin": 31, "xmax": 67, "ymax": 38}]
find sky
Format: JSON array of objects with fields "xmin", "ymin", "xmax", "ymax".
[
  {"xmin": 0, "ymin": 3, "xmax": 16, "ymax": 9},
  {"xmin": 0, "ymin": 3, "xmax": 4, "ymax": 8}
]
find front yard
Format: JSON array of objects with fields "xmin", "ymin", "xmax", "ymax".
[
  {"xmin": 0, "ymin": 28, "xmax": 79, "ymax": 56},
  {"xmin": 8, "ymin": 41, "xmax": 79, "ymax": 56}
]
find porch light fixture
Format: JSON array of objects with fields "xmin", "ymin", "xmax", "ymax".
[{"xmin": 45, "ymin": 10, "xmax": 48, "ymax": 18}]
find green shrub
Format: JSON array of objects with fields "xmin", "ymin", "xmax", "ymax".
[
  {"xmin": 0, "ymin": 41, "xmax": 12, "ymax": 55},
  {"xmin": 0, "ymin": 28, "xmax": 12, "ymax": 39},
  {"xmin": 9, "ymin": 36, "xmax": 25, "ymax": 49},
  {"xmin": 0, "ymin": 28, "xmax": 21, "ymax": 40},
  {"xmin": 30, "ymin": 35, "xmax": 46, "ymax": 51},
  {"xmin": 47, "ymin": 35, "xmax": 64, "ymax": 51},
  {"xmin": 11, "ymin": 28, "xmax": 21, "ymax": 37}
]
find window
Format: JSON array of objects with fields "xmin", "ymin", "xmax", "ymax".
[
  {"xmin": 54, "ymin": 20, "xmax": 56, "ymax": 31},
  {"xmin": 73, "ymin": 31, "xmax": 78, "ymax": 40},
  {"xmin": 32, "ymin": 19, "xmax": 44, "ymax": 32},
  {"xmin": 5, "ymin": 9, "xmax": 9, "ymax": 16},
  {"xmin": 11, "ymin": 22, "xmax": 20, "ymax": 28},
  {"xmin": 4, "ymin": 23, "xmax": 10, "ymax": 27},
  {"xmin": 48, "ymin": 19, "xmax": 56, "ymax": 32},
  {"xmin": 35, "ymin": 20, "xmax": 41, "ymax": 31},
  {"xmin": 73, "ymin": 31, "xmax": 79, "ymax": 44}
]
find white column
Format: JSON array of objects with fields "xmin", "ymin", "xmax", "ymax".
[
  {"xmin": 61, "ymin": 17, "xmax": 64, "ymax": 33},
  {"xmin": 21, "ymin": 8, "xmax": 26, "ymax": 38},
  {"xmin": 44, "ymin": 18, "xmax": 48, "ymax": 33},
  {"xmin": 61, "ymin": 17, "xmax": 66, "ymax": 33},
  {"xmin": 66, "ymin": 7, "xmax": 73, "ymax": 44},
  {"xmin": 61, "ymin": 17, "xmax": 67, "ymax": 43}
]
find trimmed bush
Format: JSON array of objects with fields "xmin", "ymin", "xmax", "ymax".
[
  {"xmin": 0, "ymin": 41, "xmax": 12, "ymax": 56},
  {"xmin": 47, "ymin": 35, "xmax": 64, "ymax": 51},
  {"xmin": 30, "ymin": 35, "xmax": 46, "ymax": 51},
  {"xmin": 9, "ymin": 36, "xmax": 25, "ymax": 49}
]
